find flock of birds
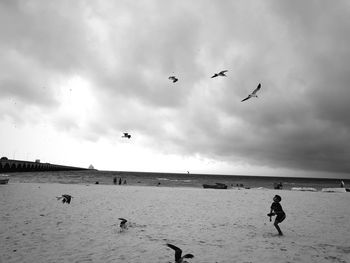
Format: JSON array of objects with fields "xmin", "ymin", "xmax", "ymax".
[
  {"xmin": 122, "ymin": 70, "xmax": 262, "ymax": 140},
  {"xmin": 55, "ymin": 70, "xmax": 262, "ymax": 262},
  {"xmin": 169, "ymin": 70, "xmax": 261, "ymax": 102},
  {"xmin": 56, "ymin": 195, "xmax": 194, "ymax": 262}
]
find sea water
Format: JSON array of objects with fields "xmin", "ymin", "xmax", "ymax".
[{"xmin": 5, "ymin": 170, "xmax": 347, "ymax": 190}]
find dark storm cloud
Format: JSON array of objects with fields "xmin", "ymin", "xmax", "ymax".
[{"xmin": 1, "ymin": 0, "xmax": 350, "ymax": 175}]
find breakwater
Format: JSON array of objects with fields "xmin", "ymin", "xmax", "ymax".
[{"xmin": 0, "ymin": 157, "xmax": 87, "ymax": 173}]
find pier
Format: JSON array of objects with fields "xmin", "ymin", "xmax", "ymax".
[{"xmin": 0, "ymin": 157, "xmax": 87, "ymax": 173}]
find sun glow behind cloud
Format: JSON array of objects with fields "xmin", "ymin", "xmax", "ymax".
[{"xmin": 55, "ymin": 76, "xmax": 97, "ymax": 127}]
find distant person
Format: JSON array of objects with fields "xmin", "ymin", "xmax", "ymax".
[
  {"xmin": 273, "ymin": 182, "xmax": 283, "ymax": 189},
  {"xmin": 113, "ymin": 177, "xmax": 117, "ymax": 185},
  {"xmin": 119, "ymin": 178, "xmax": 122, "ymax": 185},
  {"xmin": 267, "ymin": 195, "xmax": 286, "ymax": 236},
  {"xmin": 123, "ymin": 179, "xmax": 127, "ymax": 185},
  {"xmin": 340, "ymin": 180, "xmax": 345, "ymax": 188}
]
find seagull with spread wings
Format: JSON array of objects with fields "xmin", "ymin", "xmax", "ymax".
[
  {"xmin": 166, "ymin": 244, "xmax": 194, "ymax": 263},
  {"xmin": 241, "ymin": 83, "xmax": 261, "ymax": 102},
  {"xmin": 56, "ymin": 194, "xmax": 73, "ymax": 204},
  {"xmin": 169, "ymin": 76, "xmax": 178, "ymax": 83},
  {"xmin": 211, "ymin": 70, "xmax": 228, "ymax": 78},
  {"xmin": 122, "ymin": 133, "xmax": 131, "ymax": 139}
]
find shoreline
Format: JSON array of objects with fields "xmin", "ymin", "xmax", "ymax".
[{"xmin": 4, "ymin": 170, "xmax": 348, "ymax": 191}]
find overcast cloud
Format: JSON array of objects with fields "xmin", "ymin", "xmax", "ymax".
[{"xmin": 1, "ymin": 0, "xmax": 350, "ymax": 178}]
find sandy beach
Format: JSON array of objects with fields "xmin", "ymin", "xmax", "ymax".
[{"xmin": 1, "ymin": 183, "xmax": 349, "ymax": 263}]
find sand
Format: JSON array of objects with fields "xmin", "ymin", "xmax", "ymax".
[{"xmin": 1, "ymin": 183, "xmax": 349, "ymax": 263}]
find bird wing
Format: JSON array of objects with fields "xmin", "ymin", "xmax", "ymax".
[
  {"xmin": 252, "ymin": 83, "xmax": 261, "ymax": 94},
  {"xmin": 211, "ymin": 74, "xmax": 218, "ymax": 78},
  {"xmin": 183, "ymin": 254, "xmax": 194, "ymax": 259},
  {"xmin": 241, "ymin": 95, "xmax": 251, "ymax": 102},
  {"xmin": 169, "ymin": 76, "xmax": 175, "ymax": 80},
  {"xmin": 118, "ymin": 218, "xmax": 127, "ymax": 223},
  {"xmin": 166, "ymin": 243, "xmax": 182, "ymax": 262},
  {"xmin": 62, "ymin": 194, "xmax": 72, "ymax": 203},
  {"xmin": 220, "ymin": 70, "xmax": 228, "ymax": 74}
]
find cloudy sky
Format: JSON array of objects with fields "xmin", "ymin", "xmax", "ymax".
[{"xmin": 1, "ymin": 0, "xmax": 350, "ymax": 179}]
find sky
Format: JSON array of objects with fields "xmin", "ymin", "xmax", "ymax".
[{"xmin": 1, "ymin": 0, "xmax": 350, "ymax": 179}]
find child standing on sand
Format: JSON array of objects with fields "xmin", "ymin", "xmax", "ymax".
[{"xmin": 267, "ymin": 195, "xmax": 286, "ymax": 235}]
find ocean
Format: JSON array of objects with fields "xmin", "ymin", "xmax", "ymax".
[{"xmin": 5, "ymin": 170, "xmax": 348, "ymax": 190}]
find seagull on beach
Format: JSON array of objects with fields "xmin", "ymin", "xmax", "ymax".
[
  {"xmin": 211, "ymin": 70, "xmax": 228, "ymax": 78},
  {"xmin": 241, "ymin": 83, "xmax": 261, "ymax": 102},
  {"xmin": 118, "ymin": 218, "xmax": 128, "ymax": 229},
  {"xmin": 166, "ymin": 243, "xmax": 194, "ymax": 263},
  {"xmin": 56, "ymin": 194, "xmax": 73, "ymax": 204},
  {"xmin": 169, "ymin": 76, "xmax": 178, "ymax": 83},
  {"xmin": 122, "ymin": 133, "xmax": 131, "ymax": 139}
]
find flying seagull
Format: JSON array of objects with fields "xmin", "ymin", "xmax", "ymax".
[
  {"xmin": 118, "ymin": 218, "xmax": 128, "ymax": 229},
  {"xmin": 211, "ymin": 70, "xmax": 228, "ymax": 78},
  {"xmin": 169, "ymin": 76, "xmax": 178, "ymax": 83},
  {"xmin": 56, "ymin": 194, "xmax": 73, "ymax": 204},
  {"xmin": 166, "ymin": 243, "xmax": 194, "ymax": 263},
  {"xmin": 122, "ymin": 133, "xmax": 131, "ymax": 139},
  {"xmin": 241, "ymin": 83, "xmax": 261, "ymax": 102}
]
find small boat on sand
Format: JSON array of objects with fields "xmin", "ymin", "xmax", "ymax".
[
  {"xmin": 0, "ymin": 174, "xmax": 10, "ymax": 184},
  {"xmin": 202, "ymin": 183, "xmax": 228, "ymax": 189}
]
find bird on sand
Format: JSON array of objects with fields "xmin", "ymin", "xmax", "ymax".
[
  {"xmin": 166, "ymin": 243, "xmax": 194, "ymax": 263},
  {"xmin": 118, "ymin": 218, "xmax": 128, "ymax": 229},
  {"xmin": 169, "ymin": 76, "xmax": 178, "ymax": 83},
  {"xmin": 211, "ymin": 70, "xmax": 228, "ymax": 78},
  {"xmin": 241, "ymin": 83, "xmax": 262, "ymax": 102},
  {"xmin": 56, "ymin": 194, "xmax": 73, "ymax": 204},
  {"xmin": 122, "ymin": 133, "xmax": 131, "ymax": 139}
]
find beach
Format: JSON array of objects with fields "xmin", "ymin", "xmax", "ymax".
[{"xmin": 1, "ymin": 183, "xmax": 349, "ymax": 263}]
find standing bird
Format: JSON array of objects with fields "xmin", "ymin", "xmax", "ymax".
[
  {"xmin": 122, "ymin": 133, "xmax": 131, "ymax": 139},
  {"xmin": 241, "ymin": 83, "xmax": 262, "ymax": 102},
  {"xmin": 169, "ymin": 76, "xmax": 178, "ymax": 83},
  {"xmin": 56, "ymin": 194, "xmax": 73, "ymax": 204},
  {"xmin": 118, "ymin": 218, "xmax": 128, "ymax": 230},
  {"xmin": 166, "ymin": 243, "xmax": 194, "ymax": 263},
  {"xmin": 211, "ymin": 70, "xmax": 228, "ymax": 78}
]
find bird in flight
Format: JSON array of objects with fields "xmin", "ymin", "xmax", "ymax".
[
  {"xmin": 241, "ymin": 83, "xmax": 261, "ymax": 102},
  {"xmin": 118, "ymin": 218, "xmax": 128, "ymax": 230},
  {"xmin": 169, "ymin": 76, "xmax": 178, "ymax": 83},
  {"xmin": 56, "ymin": 194, "xmax": 73, "ymax": 204},
  {"xmin": 166, "ymin": 243, "xmax": 194, "ymax": 263},
  {"xmin": 211, "ymin": 70, "xmax": 228, "ymax": 78},
  {"xmin": 122, "ymin": 133, "xmax": 131, "ymax": 139}
]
